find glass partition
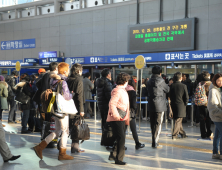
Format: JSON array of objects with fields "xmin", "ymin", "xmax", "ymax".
[
  {"xmin": 166, "ymin": 65, "xmax": 195, "ymax": 82},
  {"xmin": 197, "ymin": 64, "xmax": 212, "ymax": 75},
  {"xmin": 214, "ymin": 64, "xmax": 222, "ymax": 74}
]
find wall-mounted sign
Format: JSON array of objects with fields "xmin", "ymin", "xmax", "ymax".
[
  {"xmin": 48, "ymin": 57, "xmax": 63, "ymax": 62},
  {"xmin": 39, "ymin": 51, "xmax": 57, "ymax": 58},
  {"xmin": 0, "ymin": 60, "xmax": 32, "ymax": 67},
  {"xmin": 24, "ymin": 58, "xmax": 39, "ymax": 63},
  {"xmin": 1, "ymin": 39, "xmax": 35, "ymax": 50},
  {"xmin": 128, "ymin": 18, "xmax": 196, "ymax": 53}
]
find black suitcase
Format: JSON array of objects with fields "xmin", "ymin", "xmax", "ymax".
[{"xmin": 102, "ymin": 122, "xmax": 115, "ymax": 147}]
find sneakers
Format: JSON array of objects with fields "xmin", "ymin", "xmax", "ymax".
[{"xmin": 212, "ymin": 154, "xmax": 220, "ymax": 159}]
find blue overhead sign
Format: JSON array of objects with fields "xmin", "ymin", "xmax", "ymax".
[
  {"xmin": 66, "ymin": 49, "xmax": 222, "ymax": 65},
  {"xmin": 1, "ymin": 39, "xmax": 35, "ymax": 50},
  {"xmin": 24, "ymin": 58, "xmax": 39, "ymax": 63},
  {"xmin": 0, "ymin": 60, "xmax": 33, "ymax": 67},
  {"xmin": 39, "ymin": 51, "xmax": 57, "ymax": 58},
  {"xmin": 48, "ymin": 57, "xmax": 63, "ymax": 63}
]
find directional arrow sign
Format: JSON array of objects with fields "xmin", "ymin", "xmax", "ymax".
[{"xmin": 1, "ymin": 42, "xmax": 5, "ymax": 50}]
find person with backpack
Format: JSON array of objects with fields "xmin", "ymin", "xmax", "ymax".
[
  {"xmin": 6, "ymin": 70, "xmax": 18, "ymax": 124},
  {"xmin": 170, "ymin": 72, "xmax": 189, "ymax": 140},
  {"xmin": 96, "ymin": 68, "xmax": 113, "ymax": 146},
  {"xmin": 207, "ymin": 73, "xmax": 222, "ymax": 159},
  {"xmin": 195, "ymin": 71, "xmax": 212, "ymax": 139},
  {"xmin": 67, "ymin": 63, "xmax": 85, "ymax": 153},
  {"xmin": 33, "ymin": 62, "xmax": 74, "ymax": 160}
]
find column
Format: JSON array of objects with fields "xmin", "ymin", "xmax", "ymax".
[
  {"xmin": 79, "ymin": 0, "xmax": 82, "ymax": 9},
  {"xmin": 14, "ymin": 9, "xmax": 17, "ymax": 19},
  {"xmin": 34, "ymin": 5, "xmax": 37, "ymax": 16},
  {"xmin": 54, "ymin": 0, "xmax": 59, "ymax": 14}
]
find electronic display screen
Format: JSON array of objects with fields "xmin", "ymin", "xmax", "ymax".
[{"xmin": 127, "ymin": 18, "xmax": 196, "ymax": 53}]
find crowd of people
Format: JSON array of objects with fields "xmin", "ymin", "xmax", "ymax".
[{"xmin": 0, "ymin": 63, "xmax": 222, "ymax": 164}]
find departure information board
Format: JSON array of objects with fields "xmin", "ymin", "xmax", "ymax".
[{"xmin": 128, "ymin": 18, "xmax": 196, "ymax": 53}]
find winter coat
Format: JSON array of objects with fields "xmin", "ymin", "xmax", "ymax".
[
  {"xmin": 33, "ymin": 71, "xmax": 55, "ymax": 104},
  {"xmin": 147, "ymin": 74, "xmax": 170, "ymax": 113},
  {"xmin": 126, "ymin": 85, "xmax": 137, "ymax": 118},
  {"xmin": 106, "ymin": 85, "xmax": 130, "ymax": 125},
  {"xmin": 83, "ymin": 77, "xmax": 94, "ymax": 100},
  {"xmin": 96, "ymin": 77, "xmax": 113, "ymax": 112},
  {"xmin": 16, "ymin": 81, "xmax": 32, "ymax": 110},
  {"xmin": 0, "ymin": 81, "xmax": 8, "ymax": 110},
  {"xmin": 170, "ymin": 81, "xmax": 189, "ymax": 118},
  {"xmin": 207, "ymin": 84, "xmax": 222, "ymax": 122},
  {"xmin": 67, "ymin": 74, "xmax": 84, "ymax": 118}
]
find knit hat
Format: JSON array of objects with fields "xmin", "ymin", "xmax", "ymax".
[{"xmin": 0, "ymin": 75, "xmax": 5, "ymax": 81}]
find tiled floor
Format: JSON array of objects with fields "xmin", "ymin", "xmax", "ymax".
[{"xmin": 1, "ymin": 111, "xmax": 222, "ymax": 170}]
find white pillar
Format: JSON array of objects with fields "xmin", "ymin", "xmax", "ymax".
[
  {"xmin": 79, "ymin": 0, "xmax": 82, "ymax": 9},
  {"xmin": 54, "ymin": 0, "xmax": 59, "ymax": 13},
  {"xmin": 34, "ymin": 6, "xmax": 37, "ymax": 16},
  {"xmin": 15, "ymin": 9, "xmax": 18, "ymax": 19}
]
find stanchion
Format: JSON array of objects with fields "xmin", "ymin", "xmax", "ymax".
[
  {"xmin": 145, "ymin": 97, "xmax": 148, "ymax": 121},
  {"xmin": 94, "ymin": 96, "xmax": 97, "ymax": 123},
  {"xmin": 188, "ymin": 103, "xmax": 194, "ymax": 127}
]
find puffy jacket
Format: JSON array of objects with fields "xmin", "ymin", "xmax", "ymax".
[
  {"xmin": 106, "ymin": 86, "xmax": 130, "ymax": 125},
  {"xmin": 147, "ymin": 74, "xmax": 170, "ymax": 113},
  {"xmin": 16, "ymin": 81, "xmax": 32, "ymax": 110},
  {"xmin": 0, "ymin": 81, "xmax": 8, "ymax": 110},
  {"xmin": 207, "ymin": 84, "xmax": 222, "ymax": 122},
  {"xmin": 96, "ymin": 77, "xmax": 113, "ymax": 111}
]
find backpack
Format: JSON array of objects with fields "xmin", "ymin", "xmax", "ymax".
[
  {"xmin": 194, "ymin": 82, "xmax": 208, "ymax": 106},
  {"xmin": 40, "ymin": 80, "xmax": 62, "ymax": 113}
]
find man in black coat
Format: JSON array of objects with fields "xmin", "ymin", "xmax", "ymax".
[
  {"xmin": 170, "ymin": 72, "xmax": 189, "ymax": 140},
  {"xmin": 96, "ymin": 68, "xmax": 113, "ymax": 145},
  {"xmin": 67, "ymin": 63, "xmax": 85, "ymax": 153},
  {"xmin": 147, "ymin": 65, "xmax": 170, "ymax": 148}
]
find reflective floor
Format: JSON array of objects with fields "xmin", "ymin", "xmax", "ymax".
[{"xmin": 1, "ymin": 111, "xmax": 222, "ymax": 170}]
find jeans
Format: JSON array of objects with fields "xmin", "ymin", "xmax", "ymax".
[
  {"xmin": 150, "ymin": 112, "xmax": 164, "ymax": 147},
  {"xmin": 213, "ymin": 122, "xmax": 222, "ymax": 155},
  {"xmin": 45, "ymin": 116, "xmax": 69, "ymax": 149},
  {"xmin": 21, "ymin": 110, "xmax": 30, "ymax": 132},
  {"xmin": 8, "ymin": 99, "xmax": 16, "ymax": 122}
]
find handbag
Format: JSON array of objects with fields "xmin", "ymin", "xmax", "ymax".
[
  {"xmin": 117, "ymin": 108, "xmax": 127, "ymax": 119},
  {"xmin": 55, "ymin": 81, "xmax": 78, "ymax": 115},
  {"xmin": 15, "ymin": 87, "xmax": 30, "ymax": 104},
  {"xmin": 71, "ymin": 117, "xmax": 90, "ymax": 141}
]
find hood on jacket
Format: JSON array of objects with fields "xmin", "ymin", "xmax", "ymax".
[
  {"xmin": 14, "ymin": 82, "xmax": 26, "ymax": 89},
  {"xmin": 0, "ymin": 81, "xmax": 8, "ymax": 88},
  {"xmin": 125, "ymin": 85, "xmax": 135, "ymax": 91},
  {"xmin": 151, "ymin": 74, "xmax": 165, "ymax": 86},
  {"xmin": 209, "ymin": 83, "xmax": 221, "ymax": 92},
  {"xmin": 50, "ymin": 74, "xmax": 61, "ymax": 80}
]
